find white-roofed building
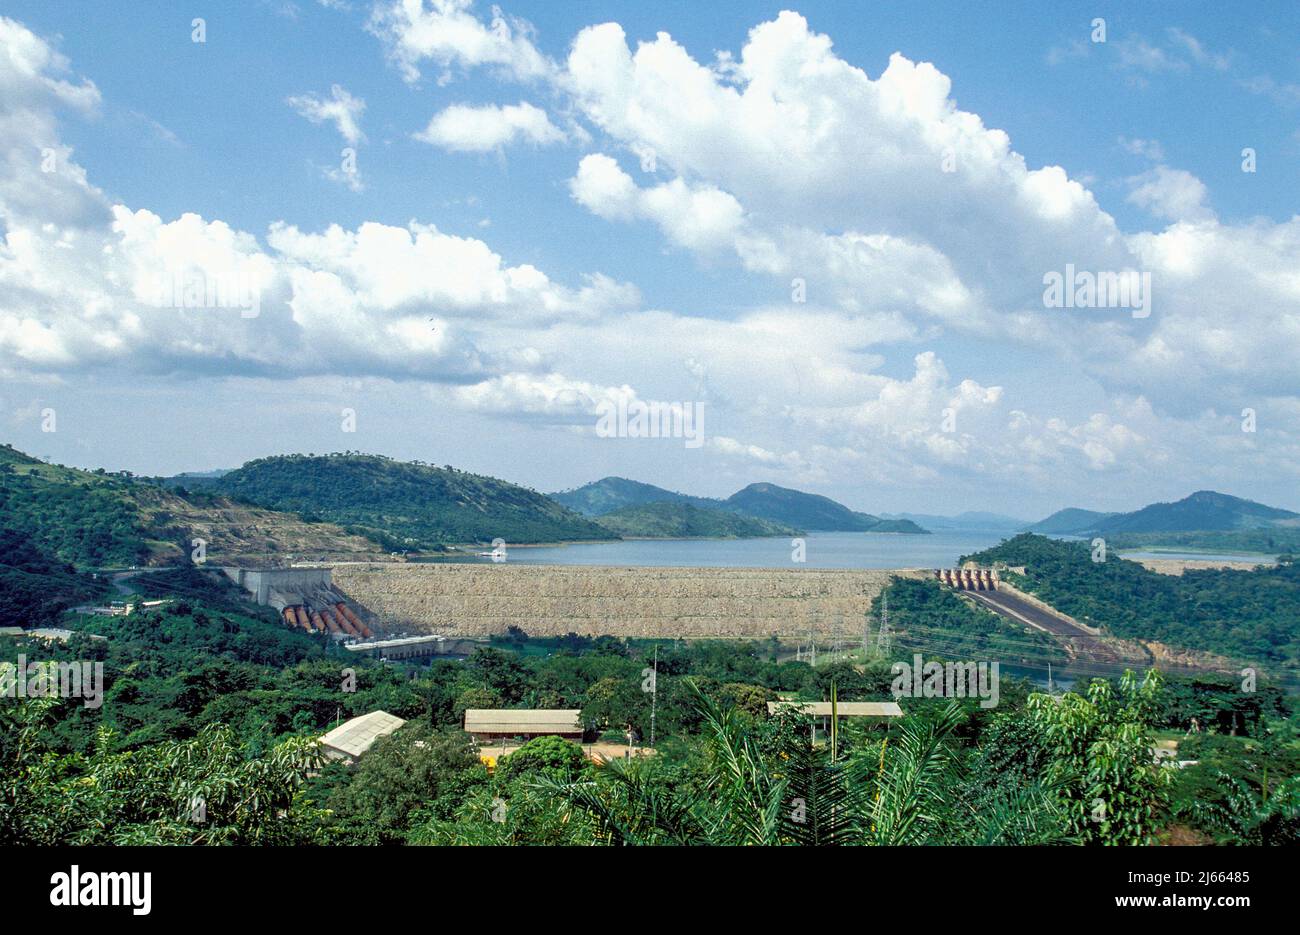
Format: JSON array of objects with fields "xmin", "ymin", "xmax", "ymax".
[{"xmin": 319, "ymin": 710, "xmax": 406, "ymax": 763}]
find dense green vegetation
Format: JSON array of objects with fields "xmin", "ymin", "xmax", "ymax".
[
  {"xmin": 3, "ymin": 560, "xmax": 1293, "ymax": 846},
  {"xmin": 1168, "ymin": 722, "xmax": 1300, "ymax": 845},
  {"xmin": 1110, "ymin": 528, "xmax": 1300, "ymax": 555},
  {"xmin": 216, "ymin": 452, "xmax": 616, "ymax": 548},
  {"xmin": 593, "ymin": 501, "xmax": 800, "ymax": 538},
  {"xmin": 878, "ymin": 576, "xmax": 1068, "ymax": 668},
  {"xmin": 0, "ymin": 528, "xmax": 106, "ymax": 627},
  {"xmin": 964, "ymin": 534, "xmax": 1300, "ymax": 672},
  {"xmin": 0, "ymin": 445, "xmax": 151, "ymax": 567}
]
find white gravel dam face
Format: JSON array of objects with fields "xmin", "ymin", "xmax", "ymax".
[{"xmin": 332, "ymin": 563, "xmax": 929, "ymax": 639}]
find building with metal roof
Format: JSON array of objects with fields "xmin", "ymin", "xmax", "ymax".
[
  {"xmin": 319, "ymin": 710, "xmax": 406, "ymax": 762},
  {"xmin": 766, "ymin": 701, "xmax": 903, "ymax": 718},
  {"xmin": 463, "ymin": 708, "xmax": 583, "ymax": 743}
]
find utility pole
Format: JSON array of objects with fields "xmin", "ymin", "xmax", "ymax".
[{"xmin": 649, "ymin": 645, "xmax": 658, "ymax": 748}]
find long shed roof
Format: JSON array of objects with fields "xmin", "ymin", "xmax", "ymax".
[
  {"xmin": 766, "ymin": 701, "xmax": 903, "ymax": 718},
  {"xmin": 464, "ymin": 709, "xmax": 583, "ymax": 734},
  {"xmin": 320, "ymin": 710, "xmax": 406, "ymax": 759}
]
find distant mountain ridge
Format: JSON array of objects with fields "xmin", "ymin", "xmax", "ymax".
[
  {"xmin": 593, "ymin": 501, "xmax": 800, "ymax": 539},
  {"xmin": 725, "ymin": 482, "xmax": 926, "ymax": 533},
  {"xmin": 881, "ymin": 511, "xmax": 1027, "ymax": 531},
  {"xmin": 1025, "ymin": 491, "xmax": 1298, "ymax": 538},
  {"xmin": 1093, "ymin": 490, "xmax": 1298, "ymax": 534},
  {"xmin": 551, "ymin": 476, "xmax": 928, "ymax": 533},
  {"xmin": 1024, "ymin": 508, "xmax": 1119, "ymax": 535}
]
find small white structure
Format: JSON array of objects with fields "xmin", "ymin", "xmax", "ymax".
[{"xmin": 319, "ymin": 710, "xmax": 405, "ymax": 763}]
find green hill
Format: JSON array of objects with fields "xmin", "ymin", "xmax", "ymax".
[
  {"xmin": 552, "ymin": 475, "xmax": 928, "ymax": 533},
  {"xmin": 550, "ymin": 476, "xmax": 723, "ymax": 516},
  {"xmin": 1023, "ymin": 508, "xmax": 1117, "ymax": 535},
  {"xmin": 0, "ymin": 527, "xmax": 106, "ymax": 627},
  {"xmin": 0, "ymin": 444, "xmax": 155, "ymax": 567},
  {"xmin": 724, "ymin": 483, "xmax": 928, "ymax": 533},
  {"xmin": 1026, "ymin": 492, "xmax": 1297, "ymax": 537},
  {"xmin": 1093, "ymin": 490, "xmax": 1299, "ymax": 535},
  {"xmin": 1025, "ymin": 492, "xmax": 1300, "ymax": 552},
  {"xmin": 0, "ymin": 443, "xmax": 386, "ymax": 568},
  {"xmin": 593, "ymin": 501, "xmax": 800, "ymax": 538},
  {"xmin": 216, "ymin": 453, "xmax": 616, "ymax": 548}
]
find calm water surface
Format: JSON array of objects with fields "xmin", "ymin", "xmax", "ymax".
[
  {"xmin": 422, "ymin": 532, "xmax": 1277, "ymax": 569},
  {"xmin": 436, "ymin": 530, "xmax": 1012, "ymax": 568}
]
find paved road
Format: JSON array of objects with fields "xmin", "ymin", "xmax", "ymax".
[
  {"xmin": 108, "ymin": 568, "xmax": 167, "ymax": 595},
  {"xmin": 965, "ymin": 589, "xmax": 1091, "ymax": 639},
  {"xmin": 964, "ymin": 588, "xmax": 1131, "ymax": 667}
]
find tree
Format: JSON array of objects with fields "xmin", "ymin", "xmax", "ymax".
[
  {"xmin": 538, "ymin": 688, "xmax": 1062, "ymax": 846},
  {"xmin": 327, "ymin": 724, "xmax": 485, "ymax": 844},
  {"xmin": 0, "ymin": 699, "xmax": 326, "ymax": 845},
  {"xmin": 496, "ymin": 735, "xmax": 587, "ymax": 784},
  {"xmin": 1027, "ymin": 670, "xmax": 1172, "ymax": 845},
  {"xmin": 453, "ymin": 686, "xmax": 502, "ymax": 721},
  {"xmin": 1182, "ymin": 773, "xmax": 1300, "ymax": 845},
  {"xmin": 718, "ymin": 682, "xmax": 774, "ymax": 718},
  {"xmin": 582, "ymin": 676, "xmax": 646, "ymax": 735}
]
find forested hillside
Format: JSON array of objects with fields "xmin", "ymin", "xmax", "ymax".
[
  {"xmin": 0, "ymin": 444, "xmax": 388, "ymax": 568},
  {"xmin": 593, "ymin": 501, "xmax": 800, "ymax": 538},
  {"xmin": 0, "ymin": 444, "xmax": 151, "ymax": 567},
  {"xmin": 550, "ymin": 476, "xmax": 723, "ymax": 515},
  {"xmin": 725, "ymin": 483, "xmax": 928, "ymax": 533},
  {"xmin": 964, "ymin": 534, "xmax": 1300, "ymax": 670},
  {"xmin": 1093, "ymin": 490, "xmax": 1298, "ymax": 535},
  {"xmin": 1024, "ymin": 491, "xmax": 1299, "ymax": 544},
  {"xmin": 0, "ymin": 529, "xmax": 106, "ymax": 627},
  {"xmin": 217, "ymin": 453, "xmax": 616, "ymax": 548}
]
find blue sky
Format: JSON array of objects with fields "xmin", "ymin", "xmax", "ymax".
[{"xmin": 1, "ymin": 1, "xmax": 1298, "ymax": 517}]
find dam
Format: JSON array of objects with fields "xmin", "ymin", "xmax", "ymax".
[
  {"xmin": 220, "ymin": 566, "xmax": 375, "ymax": 638},
  {"xmin": 329, "ymin": 563, "xmax": 928, "ymax": 639}
]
